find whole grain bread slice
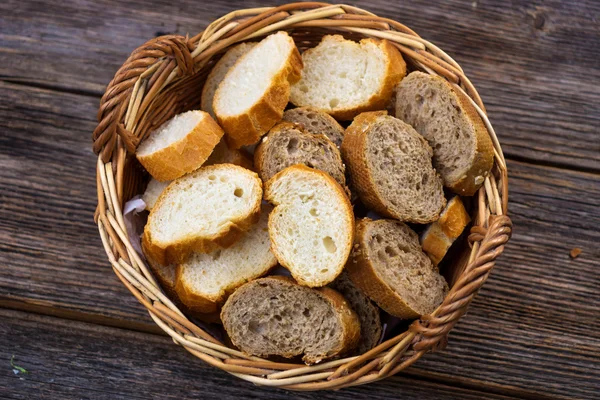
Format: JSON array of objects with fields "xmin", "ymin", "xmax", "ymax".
[
  {"xmin": 290, "ymin": 35, "xmax": 406, "ymax": 120},
  {"xmin": 330, "ymin": 272, "xmax": 382, "ymax": 354},
  {"xmin": 221, "ymin": 276, "xmax": 360, "ymax": 364},
  {"xmin": 136, "ymin": 110, "xmax": 224, "ymax": 181},
  {"xmin": 264, "ymin": 165, "xmax": 354, "ymax": 287},
  {"xmin": 282, "ymin": 107, "xmax": 345, "ymax": 147},
  {"xmin": 142, "ymin": 164, "xmax": 262, "ymax": 266},
  {"xmin": 341, "ymin": 111, "xmax": 445, "ymax": 224},
  {"xmin": 394, "ymin": 71, "xmax": 494, "ymax": 195},
  {"xmin": 420, "ymin": 196, "xmax": 470, "ymax": 266},
  {"xmin": 214, "ymin": 32, "xmax": 303, "ymax": 148},
  {"xmin": 346, "ymin": 218, "xmax": 449, "ymax": 318},
  {"xmin": 174, "ymin": 204, "xmax": 278, "ymax": 314},
  {"xmin": 254, "ymin": 122, "xmax": 347, "ymax": 192}
]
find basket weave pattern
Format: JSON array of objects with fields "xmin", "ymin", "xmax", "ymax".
[{"xmin": 92, "ymin": 2, "xmax": 512, "ymax": 390}]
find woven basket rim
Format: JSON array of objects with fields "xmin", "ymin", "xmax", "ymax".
[{"xmin": 92, "ymin": 2, "xmax": 512, "ymax": 391}]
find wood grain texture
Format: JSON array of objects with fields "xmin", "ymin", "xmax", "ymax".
[
  {"xmin": 0, "ymin": 309, "xmax": 521, "ymax": 400},
  {"xmin": 1, "ymin": 0, "xmax": 599, "ymax": 170},
  {"xmin": 1, "ymin": 82, "xmax": 599, "ymax": 398}
]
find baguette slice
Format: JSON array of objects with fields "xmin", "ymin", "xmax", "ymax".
[
  {"xmin": 290, "ymin": 35, "xmax": 406, "ymax": 120},
  {"xmin": 136, "ymin": 110, "xmax": 224, "ymax": 181},
  {"xmin": 201, "ymin": 42, "xmax": 257, "ymax": 120},
  {"xmin": 341, "ymin": 111, "xmax": 445, "ymax": 224},
  {"xmin": 175, "ymin": 204, "xmax": 278, "ymax": 314},
  {"xmin": 282, "ymin": 107, "xmax": 345, "ymax": 147},
  {"xmin": 142, "ymin": 178, "xmax": 170, "ymax": 211},
  {"xmin": 144, "ymin": 249, "xmax": 176, "ymax": 294},
  {"xmin": 346, "ymin": 218, "xmax": 449, "ymax": 318},
  {"xmin": 330, "ymin": 272, "xmax": 382, "ymax": 354},
  {"xmin": 264, "ymin": 165, "xmax": 354, "ymax": 287},
  {"xmin": 254, "ymin": 122, "xmax": 347, "ymax": 192},
  {"xmin": 421, "ymin": 196, "xmax": 470, "ymax": 266},
  {"xmin": 394, "ymin": 71, "xmax": 494, "ymax": 195},
  {"xmin": 214, "ymin": 32, "xmax": 303, "ymax": 148},
  {"xmin": 142, "ymin": 164, "xmax": 262, "ymax": 266},
  {"xmin": 221, "ymin": 276, "xmax": 360, "ymax": 364}
]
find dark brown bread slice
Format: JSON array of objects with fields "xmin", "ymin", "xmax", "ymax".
[
  {"xmin": 221, "ymin": 276, "xmax": 360, "ymax": 364},
  {"xmin": 329, "ymin": 272, "xmax": 382, "ymax": 354},
  {"xmin": 254, "ymin": 122, "xmax": 347, "ymax": 192},
  {"xmin": 282, "ymin": 107, "xmax": 345, "ymax": 147},
  {"xmin": 341, "ymin": 111, "xmax": 446, "ymax": 224},
  {"xmin": 346, "ymin": 218, "xmax": 449, "ymax": 318},
  {"xmin": 394, "ymin": 71, "xmax": 494, "ymax": 195}
]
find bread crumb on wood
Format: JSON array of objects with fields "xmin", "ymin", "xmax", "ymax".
[{"xmin": 569, "ymin": 248, "xmax": 582, "ymax": 259}]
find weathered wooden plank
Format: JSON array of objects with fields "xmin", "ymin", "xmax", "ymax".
[
  {"xmin": 0, "ymin": 309, "xmax": 521, "ymax": 400},
  {"xmin": 1, "ymin": 81, "xmax": 599, "ymax": 398},
  {"xmin": 1, "ymin": 0, "xmax": 598, "ymax": 170}
]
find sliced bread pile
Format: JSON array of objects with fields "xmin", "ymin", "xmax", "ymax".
[{"xmin": 132, "ymin": 31, "xmax": 495, "ymax": 363}]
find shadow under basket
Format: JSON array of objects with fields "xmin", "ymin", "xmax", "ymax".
[{"xmin": 92, "ymin": 2, "xmax": 512, "ymax": 391}]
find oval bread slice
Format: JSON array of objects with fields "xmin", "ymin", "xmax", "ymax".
[
  {"xmin": 175, "ymin": 204, "xmax": 278, "ymax": 314},
  {"xmin": 136, "ymin": 110, "xmax": 224, "ymax": 181},
  {"xmin": 264, "ymin": 165, "xmax": 354, "ymax": 287},
  {"xmin": 142, "ymin": 164, "xmax": 262, "ymax": 266},
  {"xmin": 341, "ymin": 111, "xmax": 446, "ymax": 224},
  {"xmin": 346, "ymin": 218, "xmax": 449, "ymax": 318},
  {"xmin": 214, "ymin": 32, "xmax": 303, "ymax": 148},
  {"xmin": 394, "ymin": 71, "xmax": 494, "ymax": 195},
  {"xmin": 142, "ymin": 178, "xmax": 170, "ymax": 211},
  {"xmin": 282, "ymin": 107, "xmax": 345, "ymax": 147},
  {"xmin": 221, "ymin": 276, "xmax": 360, "ymax": 364},
  {"xmin": 290, "ymin": 35, "xmax": 406, "ymax": 120}
]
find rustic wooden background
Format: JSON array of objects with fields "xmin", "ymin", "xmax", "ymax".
[{"xmin": 1, "ymin": 0, "xmax": 599, "ymax": 399}]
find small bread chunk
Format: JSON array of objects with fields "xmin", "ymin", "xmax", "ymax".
[
  {"xmin": 204, "ymin": 139, "xmax": 254, "ymax": 170},
  {"xmin": 201, "ymin": 42, "xmax": 257, "ymax": 120},
  {"xmin": 254, "ymin": 122, "xmax": 347, "ymax": 191},
  {"xmin": 214, "ymin": 32, "xmax": 303, "ymax": 148},
  {"xmin": 290, "ymin": 35, "xmax": 406, "ymax": 120},
  {"xmin": 142, "ymin": 178, "xmax": 170, "ymax": 211},
  {"xmin": 346, "ymin": 218, "xmax": 449, "ymax": 318},
  {"xmin": 341, "ymin": 111, "xmax": 445, "ymax": 224},
  {"xmin": 282, "ymin": 107, "xmax": 345, "ymax": 147},
  {"xmin": 144, "ymin": 250, "xmax": 176, "ymax": 294},
  {"xmin": 264, "ymin": 165, "xmax": 354, "ymax": 287},
  {"xmin": 221, "ymin": 276, "xmax": 360, "ymax": 364},
  {"xmin": 421, "ymin": 196, "xmax": 470, "ymax": 266},
  {"xmin": 136, "ymin": 110, "xmax": 224, "ymax": 181},
  {"xmin": 394, "ymin": 71, "xmax": 494, "ymax": 195},
  {"xmin": 142, "ymin": 164, "xmax": 262, "ymax": 266},
  {"xmin": 175, "ymin": 204, "xmax": 278, "ymax": 314},
  {"xmin": 330, "ymin": 272, "xmax": 382, "ymax": 354}
]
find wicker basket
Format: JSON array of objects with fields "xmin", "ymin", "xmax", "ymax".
[{"xmin": 92, "ymin": 2, "xmax": 512, "ymax": 390}]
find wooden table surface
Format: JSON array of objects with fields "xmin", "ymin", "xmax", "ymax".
[{"xmin": 1, "ymin": 0, "xmax": 599, "ymax": 399}]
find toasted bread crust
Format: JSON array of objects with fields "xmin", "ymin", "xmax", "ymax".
[{"xmin": 136, "ymin": 112, "xmax": 224, "ymax": 182}]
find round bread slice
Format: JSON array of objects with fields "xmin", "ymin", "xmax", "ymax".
[
  {"xmin": 142, "ymin": 164, "xmax": 262, "ymax": 266},
  {"xmin": 290, "ymin": 35, "xmax": 406, "ymax": 120},
  {"xmin": 329, "ymin": 272, "xmax": 382, "ymax": 354},
  {"xmin": 420, "ymin": 196, "xmax": 471, "ymax": 266},
  {"xmin": 142, "ymin": 178, "xmax": 170, "ymax": 211},
  {"xmin": 264, "ymin": 165, "xmax": 354, "ymax": 287},
  {"xmin": 201, "ymin": 42, "xmax": 257, "ymax": 120},
  {"xmin": 346, "ymin": 218, "xmax": 449, "ymax": 318},
  {"xmin": 254, "ymin": 122, "xmax": 347, "ymax": 192},
  {"xmin": 214, "ymin": 32, "xmax": 303, "ymax": 149},
  {"xmin": 282, "ymin": 107, "xmax": 345, "ymax": 147},
  {"xmin": 136, "ymin": 110, "xmax": 224, "ymax": 181},
  {"xmin": 394, "ymin": 71, "xmax": 494, "ymax": 195},
  {"xmin": 341, "ymin": 111, "xmax": 446, "ymax": 224},
  {"xmin": 221, "ymin": 276, "xmax": 360, "ymax": 364},
  {"xmin": 175, "ymin": 204, "xmax": 278, "ymax": 314}
]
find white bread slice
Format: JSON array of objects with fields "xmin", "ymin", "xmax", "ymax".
[
  {"xmin": 221, "ymin": 276, "xmax": 360, "ymax": 364},
  {"xmin": 142, "ymin": 164, "xmax": 262, "ymax": 266},
  {"xmin": 290, "ymin": 35, "xmax": 406, "ymax": 120},
  {"xmin": 136, "ymin": 110, "xmax": 224, "ymax": 181},
  {"xmin": 264, "ymin": 165, "xmax": 354, "ymax": 287},
  {"xmin": 142, "ymin": 178, "xmax": 170, "ymax": 211},
  {"xmin": 201, "ymin": 42, "xmax": 257, "ymax": 120},
  {"xmin": 213, "ymin": 32, "xmax": 303, "ymax": 149},
  {"xmin": 394, "ymin": 71, "xmax": 494, "ymax": 195},
  {"xmin": 420, "ymin": 196, "xmax": 470, "ymax": 266},
  {"xmin": 175, "ymin": 204, "xmax": 278, "ymax": 314}
]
